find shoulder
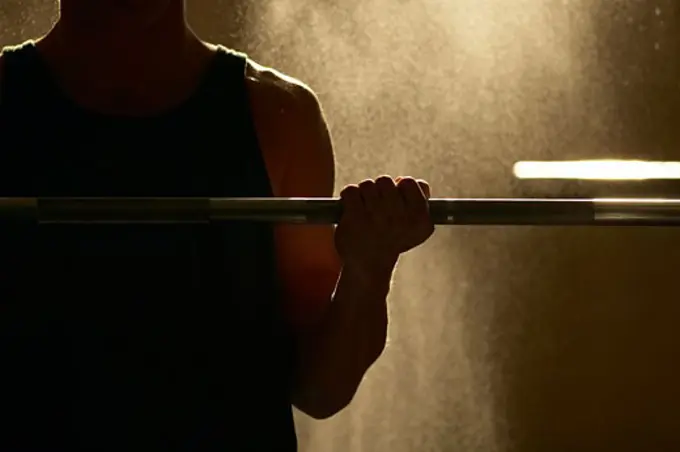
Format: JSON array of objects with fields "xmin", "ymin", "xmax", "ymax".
[
  {"xmin": 0, "ymin": 42, "xmax": 31, "ymax": 94},
  {"xmin": 0, "ymin": 41, "xmax": 34, "ymax": 104},
  {"xmin": 244, "ymin": 59, "xmax": 324, "ymax": 126},
  {"xmin": 242, "ymin": 58, "xmax": 333, "ymax": 195}
]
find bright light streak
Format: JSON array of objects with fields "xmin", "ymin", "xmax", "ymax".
[{"xmin": 513, "ymin": 160, "xmax": 680, "ymax": 180}]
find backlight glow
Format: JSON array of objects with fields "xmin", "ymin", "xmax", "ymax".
[{"xmin": 514, "ymin": 160, "xmax": 680, "ymax": 180}]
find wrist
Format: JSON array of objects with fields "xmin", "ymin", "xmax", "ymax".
[{"xmin": 340, "ymin": 256, "xmax": 398, "ymax": 291}]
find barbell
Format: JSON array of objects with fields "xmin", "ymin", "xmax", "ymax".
[{"xmin": 1, "ymin": 197, "xmax": 680, "ymax": 226}]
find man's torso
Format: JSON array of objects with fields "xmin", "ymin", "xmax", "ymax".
[{"xmin": 0, "ymin": 42, "xmax": 298, "ymax": 451}]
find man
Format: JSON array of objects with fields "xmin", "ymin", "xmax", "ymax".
[{"xmin": 0, "ymin": 0, "xmax": 434, "ymax": 450}]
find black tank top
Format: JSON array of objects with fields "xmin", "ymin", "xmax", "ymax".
[{"xmin": 0, "ymin": 42, "xmax": 297, "ymax": 451}]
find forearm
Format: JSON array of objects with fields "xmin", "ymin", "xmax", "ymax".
[{"xmin": 292, "ymin": 258, "xmax": 396, "ymax": 419}]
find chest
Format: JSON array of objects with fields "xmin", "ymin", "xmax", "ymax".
[
  {"xmin": 0, "ymin": 93, "xmax": 281, "ymax": 326},
  {"xmin": 10, "ymin": 109, "xmax": 226, "ymax": 196}
]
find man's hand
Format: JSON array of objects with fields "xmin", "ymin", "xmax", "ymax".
[{"xmin": 335, "ymin": 176, "xmax": 434, "ymax": 273}]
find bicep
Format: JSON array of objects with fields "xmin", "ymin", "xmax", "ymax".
[
  {"xmin": 275, "ymin": 225, "xmax": 340, "ymax": 328},
  {"xmin": 273, "ymin": 88, "xmax": 342, "ymax": 328}
]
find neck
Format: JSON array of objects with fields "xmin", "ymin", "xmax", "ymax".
[
  {"xmin": 47, "ymin": 2, "xmax": 193, "ymax": 76},
  {"xmin": 36, "ymin": 5, "xmax": 216, "ymax": 115}
]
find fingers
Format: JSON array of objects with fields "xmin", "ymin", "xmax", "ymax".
[
  {"xmin": 375, "ymin": 175, "xmax": 406, "ymax": 221},
  {"xmin": 395, "ymin": 177, "xmax": 431, "ymax": 198},
  {"xmin": 339, "ymin": 176, "xmax": 434, "ymax": 259},
  {"xmin": 374, "ymin": 176, "xmax": 396, "ymax": 196},
  {"xmin": 397, "ymin": 177, "xmax": 428, "ymax": 217},
  {"xmin": 339, "ymin": 184, "xmax": 364, "ymax": 221},
  {"xmin": 358, "ymin": 178, "xmax": 380, "ymax": 207},
  {"xmin": 342, "ymin": 176, "xmax": 431, "ymax": 223}
]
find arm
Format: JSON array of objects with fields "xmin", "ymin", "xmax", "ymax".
[{"xmin": 266, "ymin": 81, "xmax": 393, "ymax": 419}]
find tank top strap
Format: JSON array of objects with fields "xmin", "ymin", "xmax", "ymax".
[{"xmin": 199, "ymin": 46, "xmax": 275, "ymax": 198}]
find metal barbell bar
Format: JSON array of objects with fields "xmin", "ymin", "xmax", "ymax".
[{"xmin": 2, "ymin": 197, "xmax": 680, "ymax": 226}]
